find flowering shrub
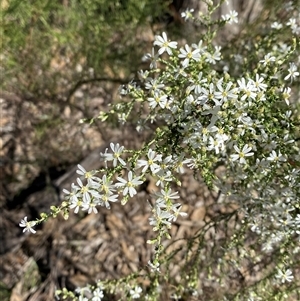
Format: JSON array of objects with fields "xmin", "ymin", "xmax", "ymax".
[{"xmin": 20, "ymin": 1, "xmax": 300, "ymax": 300}]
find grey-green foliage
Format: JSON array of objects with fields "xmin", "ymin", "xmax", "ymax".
[{"xmin": 1, "ymin": 0, "xmax": 166, "ymax": 94}]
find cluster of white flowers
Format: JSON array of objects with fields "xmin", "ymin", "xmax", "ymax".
[
  {"xmin": 64, "ymin": 146, "xmax": 188, "ymax": 227},
  {"xmin": 69, "ymin": 283, "xmax": 105, "ymax": 301},
  {"xmin": 129, "ymin": 22, "xmax": 299, "ymax": 296},
  {"xmin": 20, "ymin": 1, "xmax": 300, "ymax": 300}
]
